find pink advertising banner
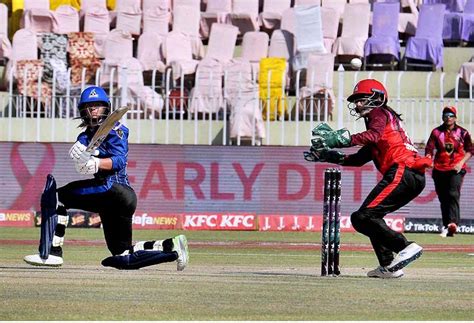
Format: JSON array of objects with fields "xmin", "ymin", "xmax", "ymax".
[{"xmin": 0, "ymin": 143, "xmax": 472, "ymax": 219}]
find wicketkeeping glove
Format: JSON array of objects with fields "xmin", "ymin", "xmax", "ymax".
[
  {"xmin": 311, "ymin": 123, "xmax": 334, "ymax": 136},
  {"xmin": 311, "ymin": 128, "xmax": 351, "ymax": 150},
  {"xmin": 304, "ymin": 147, "xmax": 346, "ymax": 165},
  {"xmin": 304, "ymin": 146, "xmax": 326, "ymax": 162},
  {"xmin": 319, "ymin": 149, "xmax": 346, "ymax": 165}
]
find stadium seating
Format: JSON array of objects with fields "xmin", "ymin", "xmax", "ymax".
[
  {"xmin": 0, "ymin": 0, "xmax": 472, "ymax": 125},
  {"xmin": 404, "ymin": 3, "xmax": 446, "ymax": 70}
]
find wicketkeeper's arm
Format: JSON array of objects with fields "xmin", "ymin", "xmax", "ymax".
[{"xmin": 342, "ymin": 145, "xmax": 373, "ymax": 166}]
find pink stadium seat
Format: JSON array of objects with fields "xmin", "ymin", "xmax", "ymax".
[
  {"xmin": 115, "ymin": 0, "xmax": 141, "ymax": 12},
  {"xmin": 142, "ymin": 0, "xmax": 170, "ymax": 35},
  {"xmin": 333, "ymin": 3, "xmax": 371, "ymax": 59},
  {"xmin": 280, "ymin": 8, "xmax": 296, "ymax": 35},
  {"xmin": 23, "ymin": 8, "xmax": 58, "ymax": 33},
  {"xmin": 295, "ymin": 53, "xmax": 335, "ymax": 121},
  {"xmin": 239, "ymin": 31, "xmax": 269, "ymax": 76},
  {"xmin": 137, "ymin": 32, "xmax": 166, "ymax": 72},
  {"xmin": 321, "ymin": 7, "xmax": 340, "ymax": 54},
  {"xmin": 84, "ymin": 6, "xmax": 110, "ymax": 33},
  {"xmin": 11, "ymin": 29, "xmax": 38, "ymax": 62},
  {"xmin": 172, "ymin": 4, "xmax": 205, "ymax": 59},
  {"xmin": 118, "ymin": 57, "xmax": 164, "ymax": 118},
  {"xmin": 163, "ymin": 31, "xmax": 199, "ymax": 80},
  {"xmin": 6, "ymin": 29, "xmax": 38, "ymax": 79},
  {"xmin": 54, "ymin": 5, "xmax": 80, "ymax": 34},
  {"xmin": 0, "ymin": 3, "xmax": 9, "ymax": 36},
  {"xmin": 259, "ymin": 0, "xmax": 291, "ymax": 32},
  {"xmin": 116, "ymin": 3, "xmax": 142, "ymax": 35},
  {"xmin": 205, "ymin": 23, "xmax": 239, "ymax": 62},
  {"xmin": 189, "ymin": 58, "xmax": 224, "ymax": 114},
  {"xmin": 294, "ymin": 0, "xmax": 321, "ymax": 6},
  {"xmin": 104, "ymin": 29, "xmax": 133, "ymax": 66},
  {"xmin": 229, "ymin": 0, "xmax": 260, "ymax": 35},
  {"xmin": 24, "ymin": 0, "xmax": 50, "ymax": 10},
  {"xmin": 459, "ymin": 56, "xmax": 474, "ymax": 85},
  {"xmin": 268, "ymin": 30, "xmax": 295, "ymax": 64},
  {"xmin": 81, "ymin": 0, "xmax": 107, "ymax": 13},
  {"xmin": 268, "ymin": 29, "xmax": 294, "ymax": 86},
  {"xmin": 225, "ymin": 60, "xmax": 265, "ymax": 143},
  {"xmin": 173, "ymin": 0, "xmax": 200, "ymax": 12},
  {"xmin": 0, "ymin": 3, "xmax": 11, "ymax": 61},
  {"xmin": 200, "ymin": 0, "xmax": 232, "ymax": 39},
  {"xmin": 321, "ymin": 0, "xmax": 346, "ymax": 21}
]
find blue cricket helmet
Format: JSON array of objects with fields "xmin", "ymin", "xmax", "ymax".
[
  {"xmin": 78, "ymin": 86, "xmax": 111, "ymax": 110},
  {"xmin": 78, "ymin": 86, "xmax": 111, "ymax": 127}
]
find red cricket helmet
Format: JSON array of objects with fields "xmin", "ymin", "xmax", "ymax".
[
  {"xmin": 442, "ymin": 106, "xmax": 457, "ymax": 117},
  {"xmin": 347, "ymin": 79, "xmax": 388, "ymax": 104}
]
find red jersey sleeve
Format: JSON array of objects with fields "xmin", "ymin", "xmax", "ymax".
[
  {"xmin": 350, "ymin": 108, "xmax": 388, "ymax": 146},
  {"xmin": 463, "ymin": 130, "xmax": 473, "ymax": 154},
  {"xmin": 425, "ymin": 130, "xmax": 436, "ymax": 157}
]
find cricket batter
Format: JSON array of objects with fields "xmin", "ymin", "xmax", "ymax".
[
  {"xmin": 24, "ymin": 86, "xmax": 189, "ymax": 270},
  {"xmin": 304, "ymin": 79, "xmax": 431, "ymax": 278}
]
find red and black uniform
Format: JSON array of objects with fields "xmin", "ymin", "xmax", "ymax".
[
  {"xmin": 341, "ymin": 107, "xmax": 430, "ymax": 267},
  {"xmin": 425, "ymin": 124, "xmax": 472, "ymax": 227}
]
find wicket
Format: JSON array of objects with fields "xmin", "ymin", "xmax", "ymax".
[{"xmin": 321, "ymin": 168, "xmax": 341, "ymax": 276}]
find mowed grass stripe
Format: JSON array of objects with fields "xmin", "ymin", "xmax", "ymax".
[{"xmin": 0, "ymin": 228, "xmax": 473, "ymax": 320}]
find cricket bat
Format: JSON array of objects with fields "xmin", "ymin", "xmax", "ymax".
[{"xmin": 86, "ymin": 106, "xmax": 129, "ymax": 152}]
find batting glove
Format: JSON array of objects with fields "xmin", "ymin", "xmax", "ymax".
[
  {"xmin": 69, "ymin": 141, "xmax": 86, "ymax": 160},
  {"xmin": 75, "ymin": 157, "xmax": 100, "ymax": 175}
]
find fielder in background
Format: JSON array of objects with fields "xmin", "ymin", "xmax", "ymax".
[
  {"xmin": 425, "ymin": 106, "xmax": 472, "ymax": 238},
  {"xmin": 24, "ymin": 86, "xmax": 189, "ymax": 270},
  {"xmin": 304, "ymin": 79, "xmax": 432, "ymax": 279}
]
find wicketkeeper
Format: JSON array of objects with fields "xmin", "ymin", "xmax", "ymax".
[
  {"xmin": 304, "ymin": 79, "xmax": 432, "ymax": 278},
  {"xmin": 24, "ymin": 86, "xmax": 189, "ymax": 270}
]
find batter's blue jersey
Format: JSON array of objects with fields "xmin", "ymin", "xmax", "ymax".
[{"xmin": 77, "ymin": 122, "xmax": 132, "ymax": 193}]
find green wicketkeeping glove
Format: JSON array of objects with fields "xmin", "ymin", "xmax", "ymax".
[
  {"xmin": 311, "ymin": 128, "xmax": 351, "ymax": 149},
  {"xmin": 311, "ymin": 123, "xmax": 334, "ymax": 137}
]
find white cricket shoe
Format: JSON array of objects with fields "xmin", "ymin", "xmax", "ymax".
[
  {"xmin": 386, "ymin": 242, "xmax": 423, "ymax": 272},
  {"xmin": 172, "ymin": 235, "xmax": 189, "ymax": 271},
  {"xmin": 367, "ymin": 266, "xmax": 404, "ymax": 279},
  {"xmin": 440, "ymin": 226, "xmax": 448, "ymax": 238},
  {"xmin": 24, "ymin": 254, "xmax": 63, "ymax": 267}
]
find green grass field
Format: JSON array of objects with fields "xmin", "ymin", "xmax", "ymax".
[{"xmin": 1, "ymin": 227, "xmax": 473, "ymax": 320}]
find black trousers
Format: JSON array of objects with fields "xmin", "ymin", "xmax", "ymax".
[
  {"xmin": 351, "ymin": 164, "xmax": 426, "ymax": 267},
  {"xmin": 57, "ymin": 179, "xmax": 137, "ymax": 256},
  {"xmin": 432, "ymin": 169, "xmax": 466, "ymax": 227}
]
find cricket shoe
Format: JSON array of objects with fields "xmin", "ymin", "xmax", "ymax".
[
  {"xmin": 172, "ymin": 234, "xmax": 189, "ymax": 271},
  {"xmin": 386, "ymin": 242, "xmax": 423, "ymax": 272},
  {"xmin": 440, "ymin": 226, "xmax": 448, "ymax": 238},
  {"xmin": 367, "ymin": 266, "xmax": 404, "ymax": 279},
  {"xmin": 447, "ymin": 223, "xmax": 457, "ymax": 237},
  {"xmin": 24, "ymin": 254, "xmax": 63, "ymax": 267}
]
